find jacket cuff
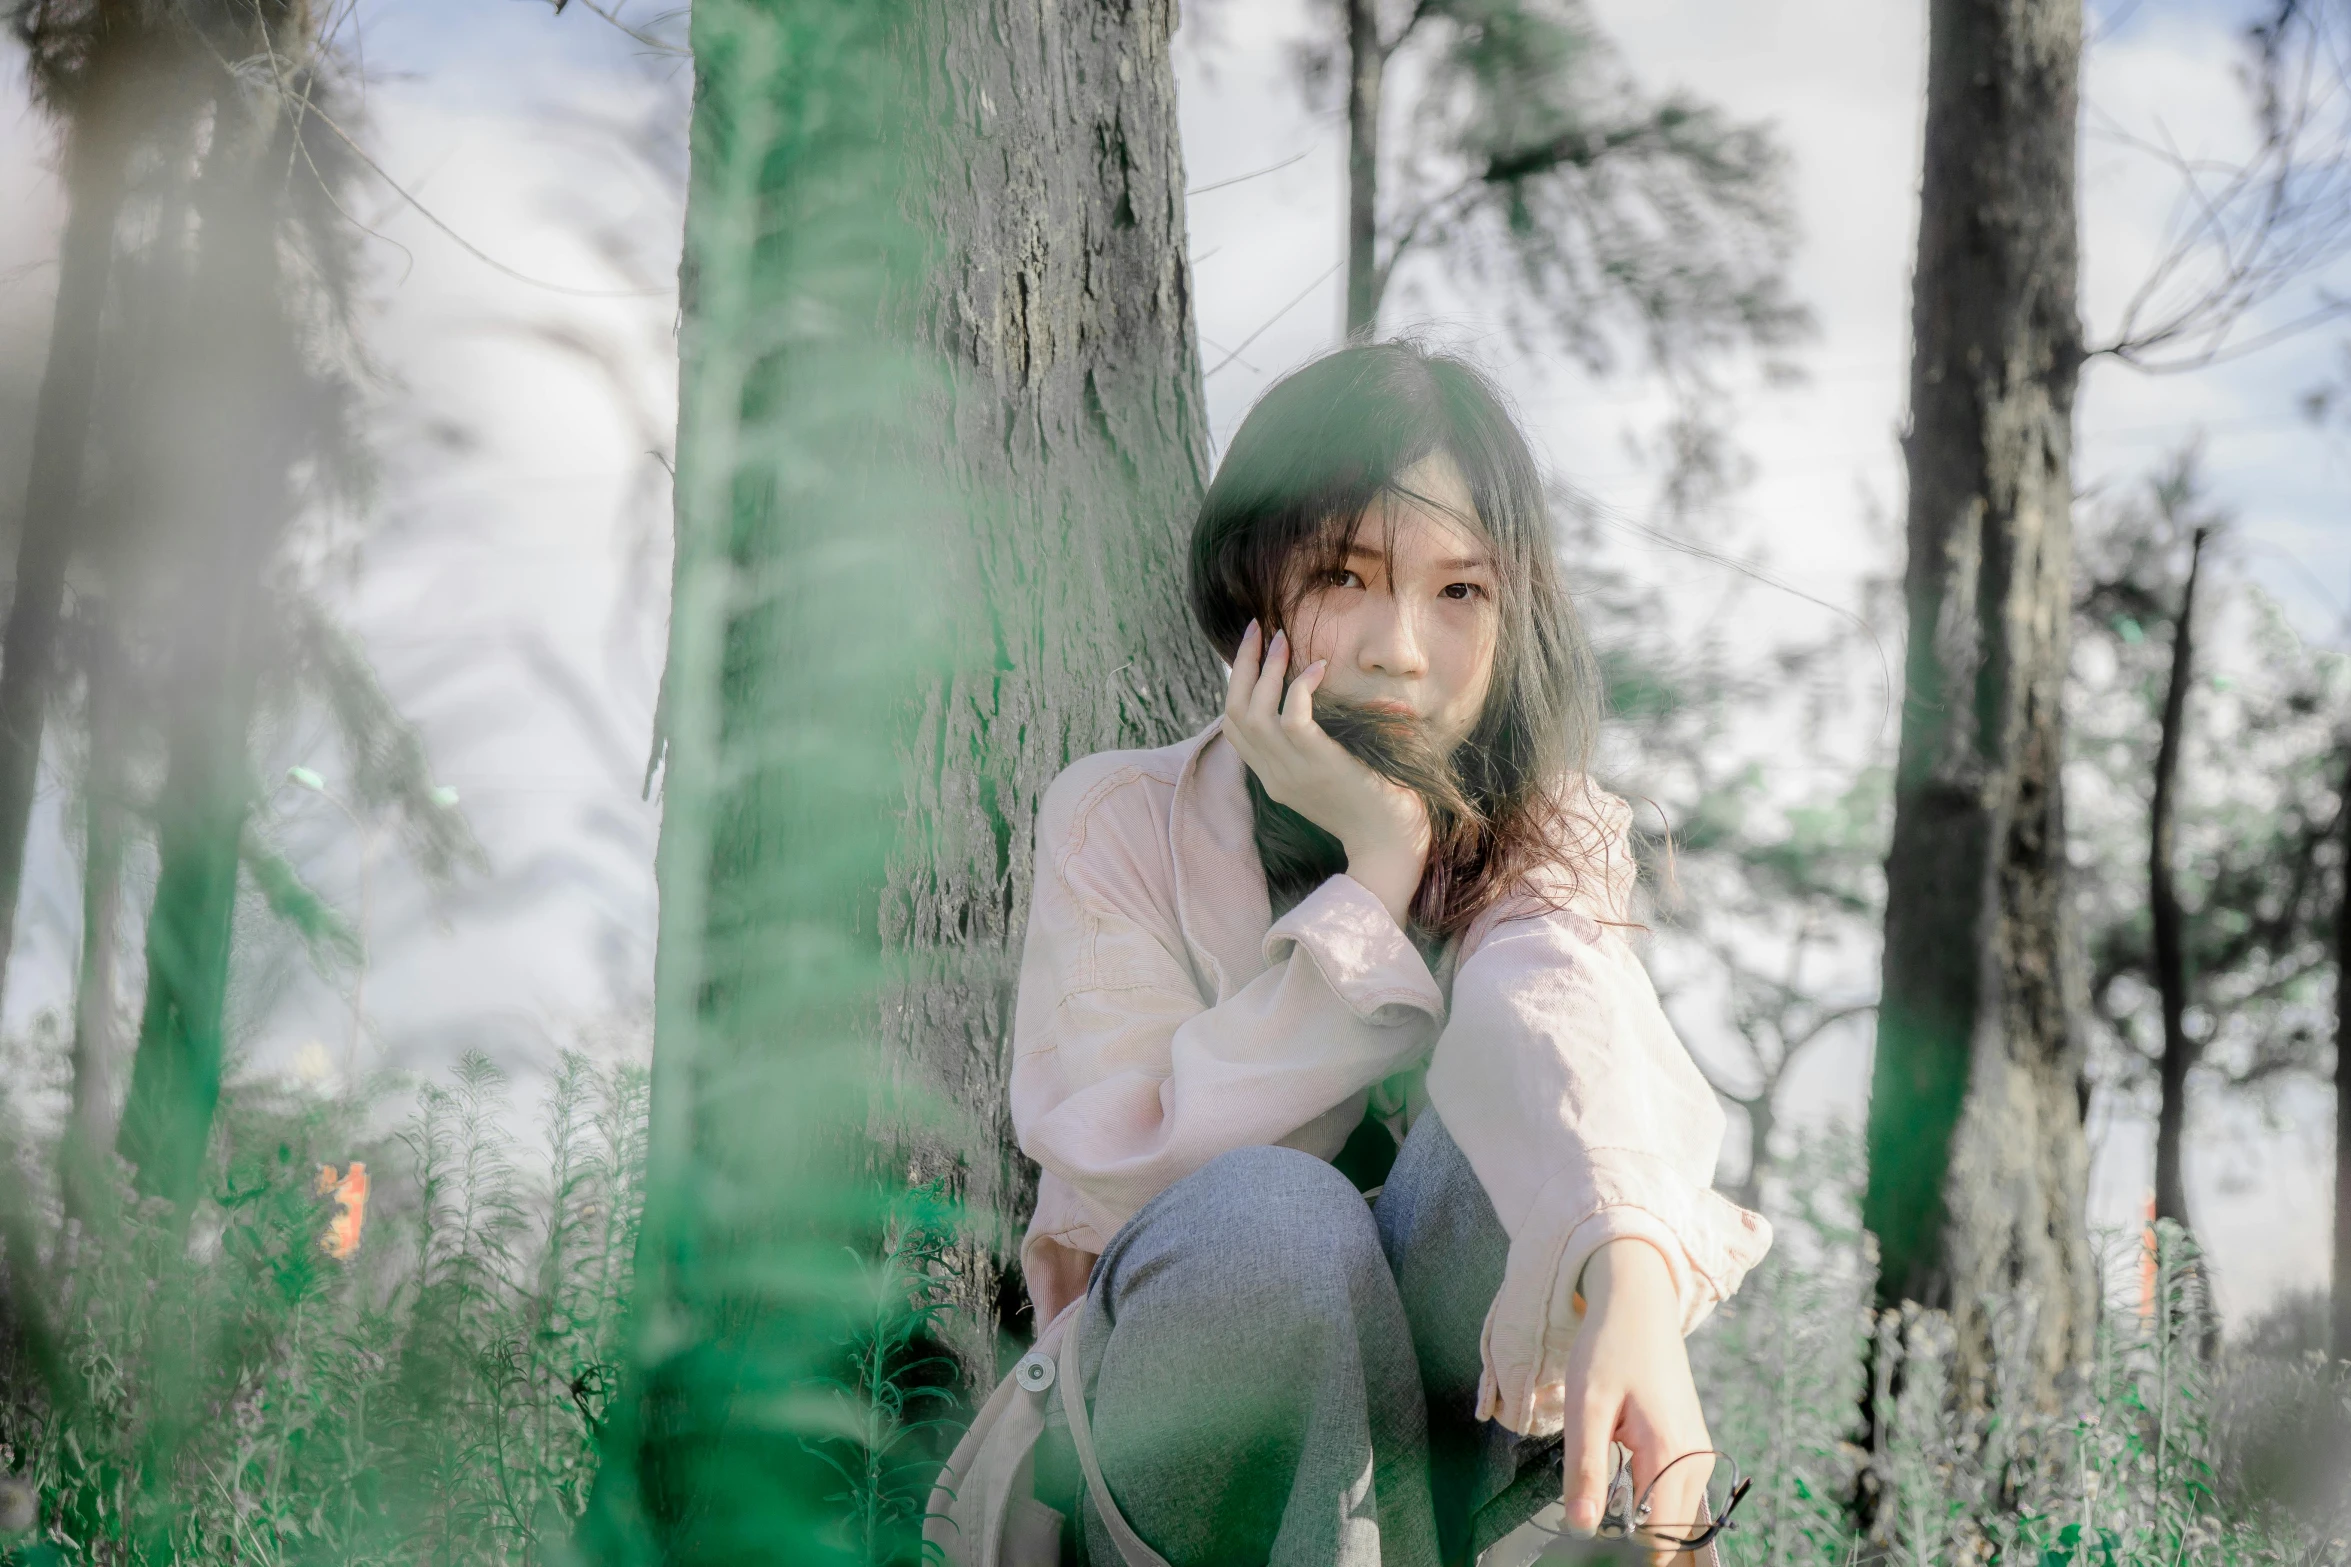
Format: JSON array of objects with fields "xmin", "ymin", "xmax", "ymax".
[
  {"xmin": 1261, "ymin": 874, "xmax": 1443, "ymax": 1025},
  {"xmin": 1473, "ymin": 1146, "xmax": 1774, "ymax": 1436}
]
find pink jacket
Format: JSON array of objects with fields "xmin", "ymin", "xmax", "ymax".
[{"xmin": 1008, "ymin": 718, "xmax": 1772, "ymax": 1437}]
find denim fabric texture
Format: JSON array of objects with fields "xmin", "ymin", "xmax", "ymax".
[{"xmin": 1035, "ymin": 1112, "xmax": 1561, "ymax": 1567}]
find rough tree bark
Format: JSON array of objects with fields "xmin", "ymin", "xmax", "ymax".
[
  {"xmin": 584, "ymin": 3, "xmax": 1215, "ymax": 1556},
  {"xmin": 885, "ymin": 0, "xmax": 1222, "ymax": 1354},
  {"xmin": 2150, "ymin": 527, "xmax": 2208, "ymax": 1231},
  {"xmin": 1861, "ymin": 0, "xmax": 2096, "ymax": 1403}
]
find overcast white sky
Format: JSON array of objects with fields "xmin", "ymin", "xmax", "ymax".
[{"xmin": 0, "ymin": 0, "xmax": 2337, "ymax": 1326}]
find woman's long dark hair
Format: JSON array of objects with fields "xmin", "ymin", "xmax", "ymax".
[{"xmin": 1188, "ymin": 341, "xmax": 1607, "ymax": 942}]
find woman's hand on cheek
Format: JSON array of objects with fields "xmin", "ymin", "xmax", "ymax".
[
  {"xmin": 1223, "ymin": 620, "xmax": 1430, "ymax": 927},
  {"xmin": 1556, "ymin": 1240, "xmax": 1712, "ymax": 1567}
]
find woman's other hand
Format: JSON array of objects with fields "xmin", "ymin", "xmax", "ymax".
[
  {"xmin": 1223, "ymin": 619, "xmax": 1431, "ymax": 927},
  {"xmin": 1557, "ymin": 1239, "xmax": 1712, "ymax": 1566}
]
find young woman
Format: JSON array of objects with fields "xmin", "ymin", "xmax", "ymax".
[{"xmin": 1008, "ymin": 343, "xmax": 1771, "ymax": 1567}]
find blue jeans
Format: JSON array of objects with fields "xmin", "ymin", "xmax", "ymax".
[{"xmin": 1035, "ymin": 1112, "xmax": 1562, "ymax": 1567}]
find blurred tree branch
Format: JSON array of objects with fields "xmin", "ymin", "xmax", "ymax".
[{"xmin": 2094, "ymin": 0, "xmax": 2351, "ymax": 370}]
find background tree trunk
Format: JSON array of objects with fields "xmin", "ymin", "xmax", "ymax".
[
  {"xmin": 2334, "ymin": 744, "xmax": 2351, "ymax": 1361},
  {"xmin": 1343, "ymin": 0, "xmax": 1385, "ymax": 336},
  {"xmin": 114, "ymin": 73, "xmax": 304, "ymax": 1206},
  {"xmin": 0, "ymin": 18, "xmax": 139, "ymax": 1031},
  {"xmin": 1732, "ymin": 1085, "xmax": 1776, "ymax": 1213},
  {"xmin": 886, "ymin": 0, "xmax": 1220, "ymax": 1362},
  {"xmin": 1861, "ymin": 0, "xmax": 2096, "ymax": 1404},
  {"xmin": 59, "ymin": 615, "xmax": 126, "ymax": 1222},
  {"xmin": 2150, "ymin": 527, "xmax": 2208, "ymax": 1230}
]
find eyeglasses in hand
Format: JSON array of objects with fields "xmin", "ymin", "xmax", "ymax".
[
  {"xmin": 1533, "ymin": 1448, "xmax": 1751, "ymax": 1557},
  {"xmin": 1598, "ymin": 1449, "xmax": 1749, "ymax": 1554}
]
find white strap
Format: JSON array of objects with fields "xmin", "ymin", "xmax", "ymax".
[{"xmin": 1057, "ymin": 1308, "xmax": 1172, "ymax": 1567}]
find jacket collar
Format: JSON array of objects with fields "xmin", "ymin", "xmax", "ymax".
[{"xmin": 1164, "ymin": 716, "xmax": 1272, "ymax": 1001}]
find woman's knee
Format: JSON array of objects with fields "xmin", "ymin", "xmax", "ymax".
[
  {"xmin": 1100, "ymin": 1144, "xmax": 1387, "ymax": 1309},
  {"xmin": 1198, "ymin": 1141, "xmax": 1366, "ymax": 1204},
  {"xmin": 1194, "ymin": 1144, "xmax": 1383, "ymax": 1264}
]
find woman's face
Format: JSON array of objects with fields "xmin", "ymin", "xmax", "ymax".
[{"xmin": 1285, "ymin": 451, "xmax": 1500, "ymax": 752}]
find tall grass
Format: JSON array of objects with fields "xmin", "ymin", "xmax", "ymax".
[
  {"xmin": 1691, "ymin": 1132, "xmax": 2350, "ymax": 1567},
  {"xmin": 0, "ymin": 1047, "xmax": 649, "ymax": 1566},
  {"xmin": 3, "ymin": 1079, "xmax": 2342, "ymax": 1566},
  {"xmin": 806, "ymin": 1182, "xmax": 963, "ymax": 1566}
]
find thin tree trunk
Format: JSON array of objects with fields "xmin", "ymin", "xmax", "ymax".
[
  {"xmin": 1734, "ymin": 1087, "xmax": 1776, "ymax": 1213},
  {"xmin": 2333, "ymin": 743, "xmax": 2351, "ymax": 1361},
  {"xmin": 117, "ymin": 649, "xmax": 261, "ymax": 1205},
  {"xmin": 59, "ymin": 615, "xmax": 127, "ymax": 1222},
  {"xmin": 1861, "ymin": 0, "xmax": 2094, "ymax": 1408},
  {"xmin": 115, "ymin": 75, "xmax": 300, "ymax": 1206},
  {"xmin": 885, "ymin": 0, "xmax": 1220, "ymax": 1361},
  {"xmin": 0, "ymin": 27, "xmax": 136, "ymax": 1031},
  {"xmin": 2151, "ymin": 527, "xmax": 2208, "ymax": 1230},
  {"xmin": 1344, "ymin": 0, "xmax": 1385, "ymax": 338}
]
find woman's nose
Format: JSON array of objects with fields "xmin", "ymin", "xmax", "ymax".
[{"xmin": 1358, "ymin": 597, "xmax": 1427, "ymax": 676}]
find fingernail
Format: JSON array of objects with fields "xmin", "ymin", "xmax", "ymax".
[
  {"xmin": 1244, "ymin": 619, "xmax": 1259, "ymax": 641},
  {"xmin": 1269, "ymin": 629, "xmax": 1286, "ymax": 650}
]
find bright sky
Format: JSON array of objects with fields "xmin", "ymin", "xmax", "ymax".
[{"xmin": 0, "ymin": 0, "xmax": 2336, "ymax": 1326}]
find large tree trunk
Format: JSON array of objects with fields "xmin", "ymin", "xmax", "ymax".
[
  {"xmin": 2150, "ymin": 528, "xmax": 2207, "ymax": 1230},
  {"xmin": 884, "ymin": 0, "xmax": 1220, "ymax": 1359},
  {"xmin": 1861, "ymin": 0, "xmax": 2095, "ymax": 1405},
  {"xmin": 582, "ymin": 2, "xmax": 1212, "ymax": 1558}
]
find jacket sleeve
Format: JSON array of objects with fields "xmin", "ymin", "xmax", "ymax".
[
  {"xmin": 1423, "ymin": 892, "xmax": 1773, "ymax": 1438},
  {"xmin": 1009, "ymin": 767, "xmax": 1444, "ymax": 1261}
]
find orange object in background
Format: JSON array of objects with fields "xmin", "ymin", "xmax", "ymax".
[
  {"xmin": 317, "ymin": 1162, "xmax": 369, "ymax": 1259},
  {"xmin": 2138, "ymin": 1191, "xmax": 2157, "ymax": 1318}
]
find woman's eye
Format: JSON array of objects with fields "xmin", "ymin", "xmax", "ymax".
[
  {"xmin": 1441, "ymin": 582, "xmax": 1484, "ymax": 601},
  {"xmin": 1328, "ymin": 569, "xmax": 1363, "ymax": 589}
]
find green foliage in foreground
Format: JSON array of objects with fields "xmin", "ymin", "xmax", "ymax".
[
  {"xmin": 2, "ymin": 1082, "xmax": 2344, "ymax": 1566},
  {"xmin": 0, "ymin": 1050, "xmax": 649, "ymax": 1565}
]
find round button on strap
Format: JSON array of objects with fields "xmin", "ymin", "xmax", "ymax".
[{"xmin": 1015, "ymin": 1350, "xmax": 1055, "ymax": 1393}]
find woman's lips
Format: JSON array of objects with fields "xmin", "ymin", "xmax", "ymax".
[{"xmin": 1359, "ymin": 699, "xmax": 1416, "ymax": 716}]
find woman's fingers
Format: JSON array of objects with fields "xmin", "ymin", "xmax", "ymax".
[
  {"xmin": 1560, "ymin": 1393, "xmax": 1618, "ymax": 1537},
  {"xmin": 1280, "ymin": 660, "xmax": 1326, "ymax": 733},
  {"xmin": 1615, "ymin": 1399, "xmax": 1713, "ymax": 1564},
  {"xmin": 1248, "ymin": 628, "xmax": 1291, "ymax": 729},
  {"xmin": 1639, "ymin": 1439, "xmax": 1712, "ymax": 1563},
  {"xmin": 1224, "ymin": 619, "xmax": 1263, "ymax": 724}
]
